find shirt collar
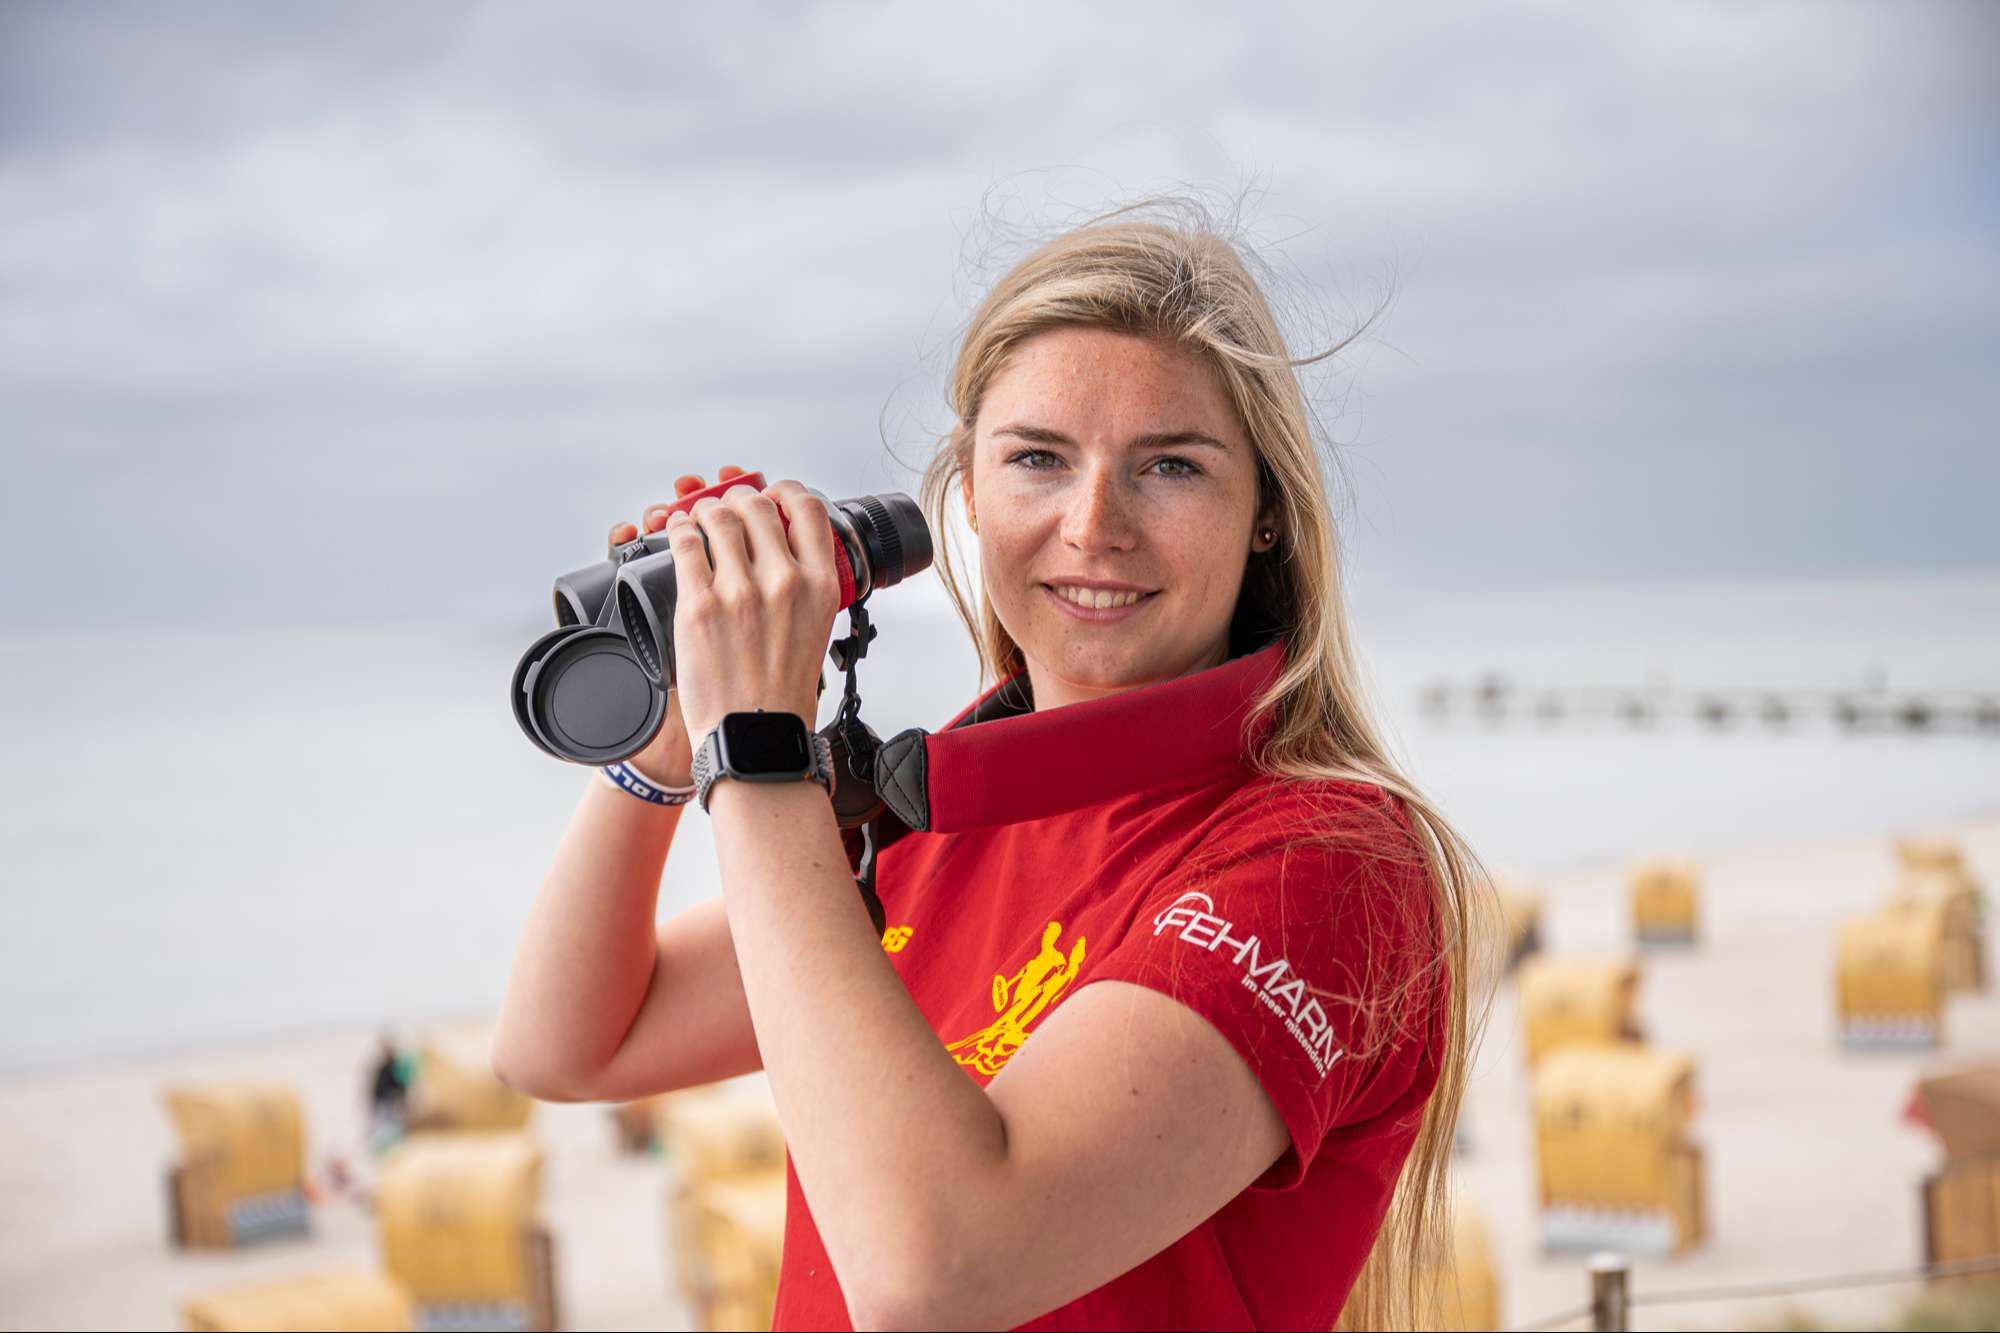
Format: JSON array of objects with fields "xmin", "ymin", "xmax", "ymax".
[{"xmin": 921, "ymin": 640, "xmax": 1287, "ymax": 834}]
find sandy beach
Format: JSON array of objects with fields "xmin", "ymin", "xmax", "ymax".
[
  {"xmin": 1, "ymin": 813, "xmax": 1994, "ymax": 1333},
  {"xmin": 1452, "ymin": 811, "xmax": 2000, "ymax": 1331},
  {"xmin": 0, "ymin": 1016, "xmax": 706, "ymax": 1333}
]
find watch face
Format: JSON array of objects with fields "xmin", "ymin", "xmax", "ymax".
[{"xmin": 718, "ymin": 712, "xmax": 812, "ymax": 776}]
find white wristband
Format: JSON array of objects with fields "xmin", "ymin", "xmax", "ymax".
[{"xmin": 599, "ymin": 758, "xmax": 697, "ymax": 807}]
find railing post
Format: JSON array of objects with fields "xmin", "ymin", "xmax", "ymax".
[{"xmin": 1588, "ymin": 1252, "xmax": 1630, "ymax": 1332}]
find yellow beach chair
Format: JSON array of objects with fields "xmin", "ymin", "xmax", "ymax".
[
  {"xmin": 1837, "ymin": 907, "xmax": 1946, "ymax": 1049},
  {"xmin": 376, "ymin": 1133, "xmax": 554, "ymax": 1332},
  {"xmin": 1888, "ymin": 869, "xmax": 1986, "ymax": 995},
  {"xmin": 660, "ymin": 1080, "xmax": 789, "ymax": 1333},
  {"xmin": 1895, "ymin": 836, "xmax": 1978, "ymax": 890},
  {"xmin": 162, "ymin": 1083, "xmax": 310, "ymax": 1249},
  {"xmin": 1630, "ymin": 859, "xmax": 1700, "ymax": 947},
  {"xmin": 182, "ymin": 1268, "xmax": 412, "ymax": 1332},
  {"xmin": 1517, "ymin": 957, "xmax": 1643, "ymax": 1066},
  {"xmin": 406, "ymin": 1040, "xmax": 534, "ymax": 1135},
  {"xmin": 1534, "ymin": 1045, "xmax": 1704, "ymax": 1257}
]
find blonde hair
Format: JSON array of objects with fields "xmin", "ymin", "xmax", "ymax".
[{"xmin": 917, "ymin": 199, "xmax": 1498, "ymax": 1330}]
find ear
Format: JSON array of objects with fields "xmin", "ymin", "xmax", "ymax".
[{"xmin": 1252, "ymin": 497, "xmax": 1282, "ymax": 553}]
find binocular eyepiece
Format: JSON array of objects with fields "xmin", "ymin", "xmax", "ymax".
[{"xmin": 512, "ymin": 472, "xmax": 933, "ymax": 765}]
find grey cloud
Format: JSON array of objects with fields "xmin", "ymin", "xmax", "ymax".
[{"xmin": 2, "ymin": 1, "xmax": 1995, "ymax": 630}]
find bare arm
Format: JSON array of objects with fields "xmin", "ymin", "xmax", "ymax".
[
  {"xmin": 491, "ymin": 475, "xmax": 763, "ymax": 1102},
  {"xmin": 490, "ymin": 773, "xmax": 762, "ymax": 1103}
]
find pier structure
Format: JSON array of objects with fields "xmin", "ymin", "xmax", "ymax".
[{"xmin": 1418, "ymin": 678, "xmax": 2000, "ymax": 734}]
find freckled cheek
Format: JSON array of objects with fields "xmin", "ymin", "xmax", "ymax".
[
  {"xmin": 1158, "ymin": 528, "xmax": 1245, "ymax": 594},
  {"xmin": 1172, "ymin": 565, "xmax": 1230, "ymax": 613},
  {"xmin": 977, "ymin": 521, "xmax": 1045, "ymax": 602},
  {"xmin": 978, "ymin": 495, "xmax": 1060, "ymax": 561}
]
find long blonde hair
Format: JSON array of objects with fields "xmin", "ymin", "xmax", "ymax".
[{"xmin": 917, "ymin": 199, "xmax": 1498, "ymax": 1330}]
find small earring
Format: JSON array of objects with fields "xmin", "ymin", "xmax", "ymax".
[
  {"xmin": 968, "ymin": 510, "xmax": 979, "ymax": 534},
  {"xmin": 1258, "ymin": 527, "xmax": 1278, "ymax": 547}
]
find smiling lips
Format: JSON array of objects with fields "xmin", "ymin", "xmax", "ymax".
[{"xmin": 1043, "ymin": 583, "xmax": 1159, "ymax": 617}]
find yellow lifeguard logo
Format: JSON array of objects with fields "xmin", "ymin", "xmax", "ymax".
[
  {"xmin": 944, "ymin": 921, "xmax": 1087, "ymax": 1076},
  {"xmin": 881, "ymin": 925, "xmax": 914, "ymax": 953}
]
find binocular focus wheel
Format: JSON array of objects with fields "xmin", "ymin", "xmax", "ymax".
[{"xmin": 515, "ymin": 626, "xmax": 665, "ymax": 764}]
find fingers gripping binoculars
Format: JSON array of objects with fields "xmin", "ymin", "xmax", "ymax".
[{"xmin": 511, "ymin": 472, "xmax": 933, "ymax": 766}]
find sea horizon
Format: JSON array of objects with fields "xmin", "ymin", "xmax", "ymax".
[{"xmin": 4, "ymin": 568, "xmax": 1995, "ymax": 1076}]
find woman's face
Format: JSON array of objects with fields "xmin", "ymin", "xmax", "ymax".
[{"xmin": 964, "ymin": 326, "xmax": 1279, "ymax": 711}]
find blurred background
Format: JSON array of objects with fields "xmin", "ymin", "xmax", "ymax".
[{"xmin": 2, "ymin": 3, "xmax": 1995, "ymax": 1331}]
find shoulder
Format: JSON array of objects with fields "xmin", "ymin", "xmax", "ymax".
[
  {"xmin": 1188, "ymin": 774, "xmax": 1428, "ymax": 888},
  {"xmin": 1170, "ymin": 774, "xmax": 1443, "ymax": 989},
  {"xmin": 1096, "ymin": 772, "xmax": 1446, "ymax": 1134}
]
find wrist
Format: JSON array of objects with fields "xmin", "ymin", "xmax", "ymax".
[
  {"xmin": 692, "ymin": 712, "xmax": 834, "ymax": 814},
  {"xmin": 633, "ymin": 735, "xmax": 694, "ymax": 787},
  {"xmin": 621, "ymin": 752, "xmax": 692, "ymax": 790},
  {"xmin": 634, "ymin": 754, "xmax": 693, "ymax": 789},
  {"xmin": 706, "ymin": 773, "xmax": 834, "ymax": 819}
]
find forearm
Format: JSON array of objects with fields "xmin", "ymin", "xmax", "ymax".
[
  {"xmin": 492, "ymin": 774, "xmax": 685, "ymax": 1096},
  {"xmin": 711, "ymin": 781, "xmax": 1009, "ymax": 1322}
]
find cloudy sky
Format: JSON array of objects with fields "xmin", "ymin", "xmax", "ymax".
[{"xmin": 2, "ymin": 1, "xmax": 1995, "ymax": 631}]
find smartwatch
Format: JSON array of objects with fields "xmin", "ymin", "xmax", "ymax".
[{"xmin": 691, "ymin": 710, "xmax": 836, "ymax": 813}]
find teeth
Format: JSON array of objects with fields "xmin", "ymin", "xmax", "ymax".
[{"xmin": 1053, "ymin": 585, "xmax": 1146, "ymax": 610}]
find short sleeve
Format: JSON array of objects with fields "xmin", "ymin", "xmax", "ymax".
[{"xmin": 1084, "ymin": 785, "xmax": 1443, "ymax": 1191}]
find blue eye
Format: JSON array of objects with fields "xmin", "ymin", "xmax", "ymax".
[{"xmin": 1153, "ymin": 456, "xmax": 1203, "ymax": 480}]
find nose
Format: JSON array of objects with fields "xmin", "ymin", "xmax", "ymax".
[{"xmin": 1058, "ymin": 463, "xmax": 1137, "ymax": 553}]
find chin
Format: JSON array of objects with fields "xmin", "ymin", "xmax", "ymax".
[{"xmin": 1043, "ymin": 639, "xmax": 1186, "ymax": 694}]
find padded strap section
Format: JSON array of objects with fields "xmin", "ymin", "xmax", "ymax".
[
  {"xmin": 864, "ymin": 679, "xmax": 1027, "ymax": 835},
  {"xmin": 875, "ymin": 727, "xmax": 930, "ymax": 832}
]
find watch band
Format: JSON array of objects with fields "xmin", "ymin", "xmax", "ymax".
[
  {"xmin": 811, "ymin": 732, "xmax": 835, "ymax": 800},
  {"xmin": 691, "ymin": 728, "xmax": 722, "ymax": 810},
  {"xmin": 692, "ymin": 722, "xmax": 836, "ymax": 813}
]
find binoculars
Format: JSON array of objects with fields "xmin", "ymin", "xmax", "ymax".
[{"xmin": 512, "ymin": 472, "xmax": 933, "ymax": 765}]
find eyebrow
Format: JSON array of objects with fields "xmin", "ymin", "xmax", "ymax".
[{"xmin": 991, "ymin": 423, "xmax": 1232, "ymax": 452}]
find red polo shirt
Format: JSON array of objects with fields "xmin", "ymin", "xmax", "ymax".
[{"xmin": 773, "ymin": 642, "xmax": 1445, "ymax": 1330}]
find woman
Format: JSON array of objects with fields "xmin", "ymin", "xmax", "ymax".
[{"xmin": 493, "ymin": 206, "xmax": 1490, "ymax": 1330}]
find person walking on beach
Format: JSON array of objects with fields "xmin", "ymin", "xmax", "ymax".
[
  {"xmin": 493, "ymin": 201, "xmax": 1491, "ymax": 1330},
  {"xmin": 366, "ymin": 1030, "xmax": 409, "ymax": 1153}
]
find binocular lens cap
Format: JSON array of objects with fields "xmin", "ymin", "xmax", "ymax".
[
  {"xmin": 513, "ymin": 626, "xmax": 575, "ymax": 758},
  {"xmin": 520, "ymin": 627, "xmax": 664, "ymax": 763}
]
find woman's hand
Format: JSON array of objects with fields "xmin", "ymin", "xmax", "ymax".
[
  {"xmin": 662, "ymin": 479, "xmax": 843, "ymax": 745},
  {"xmin": 606, "ymin": 466, "xmax": 750, "ymax": 785}
]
